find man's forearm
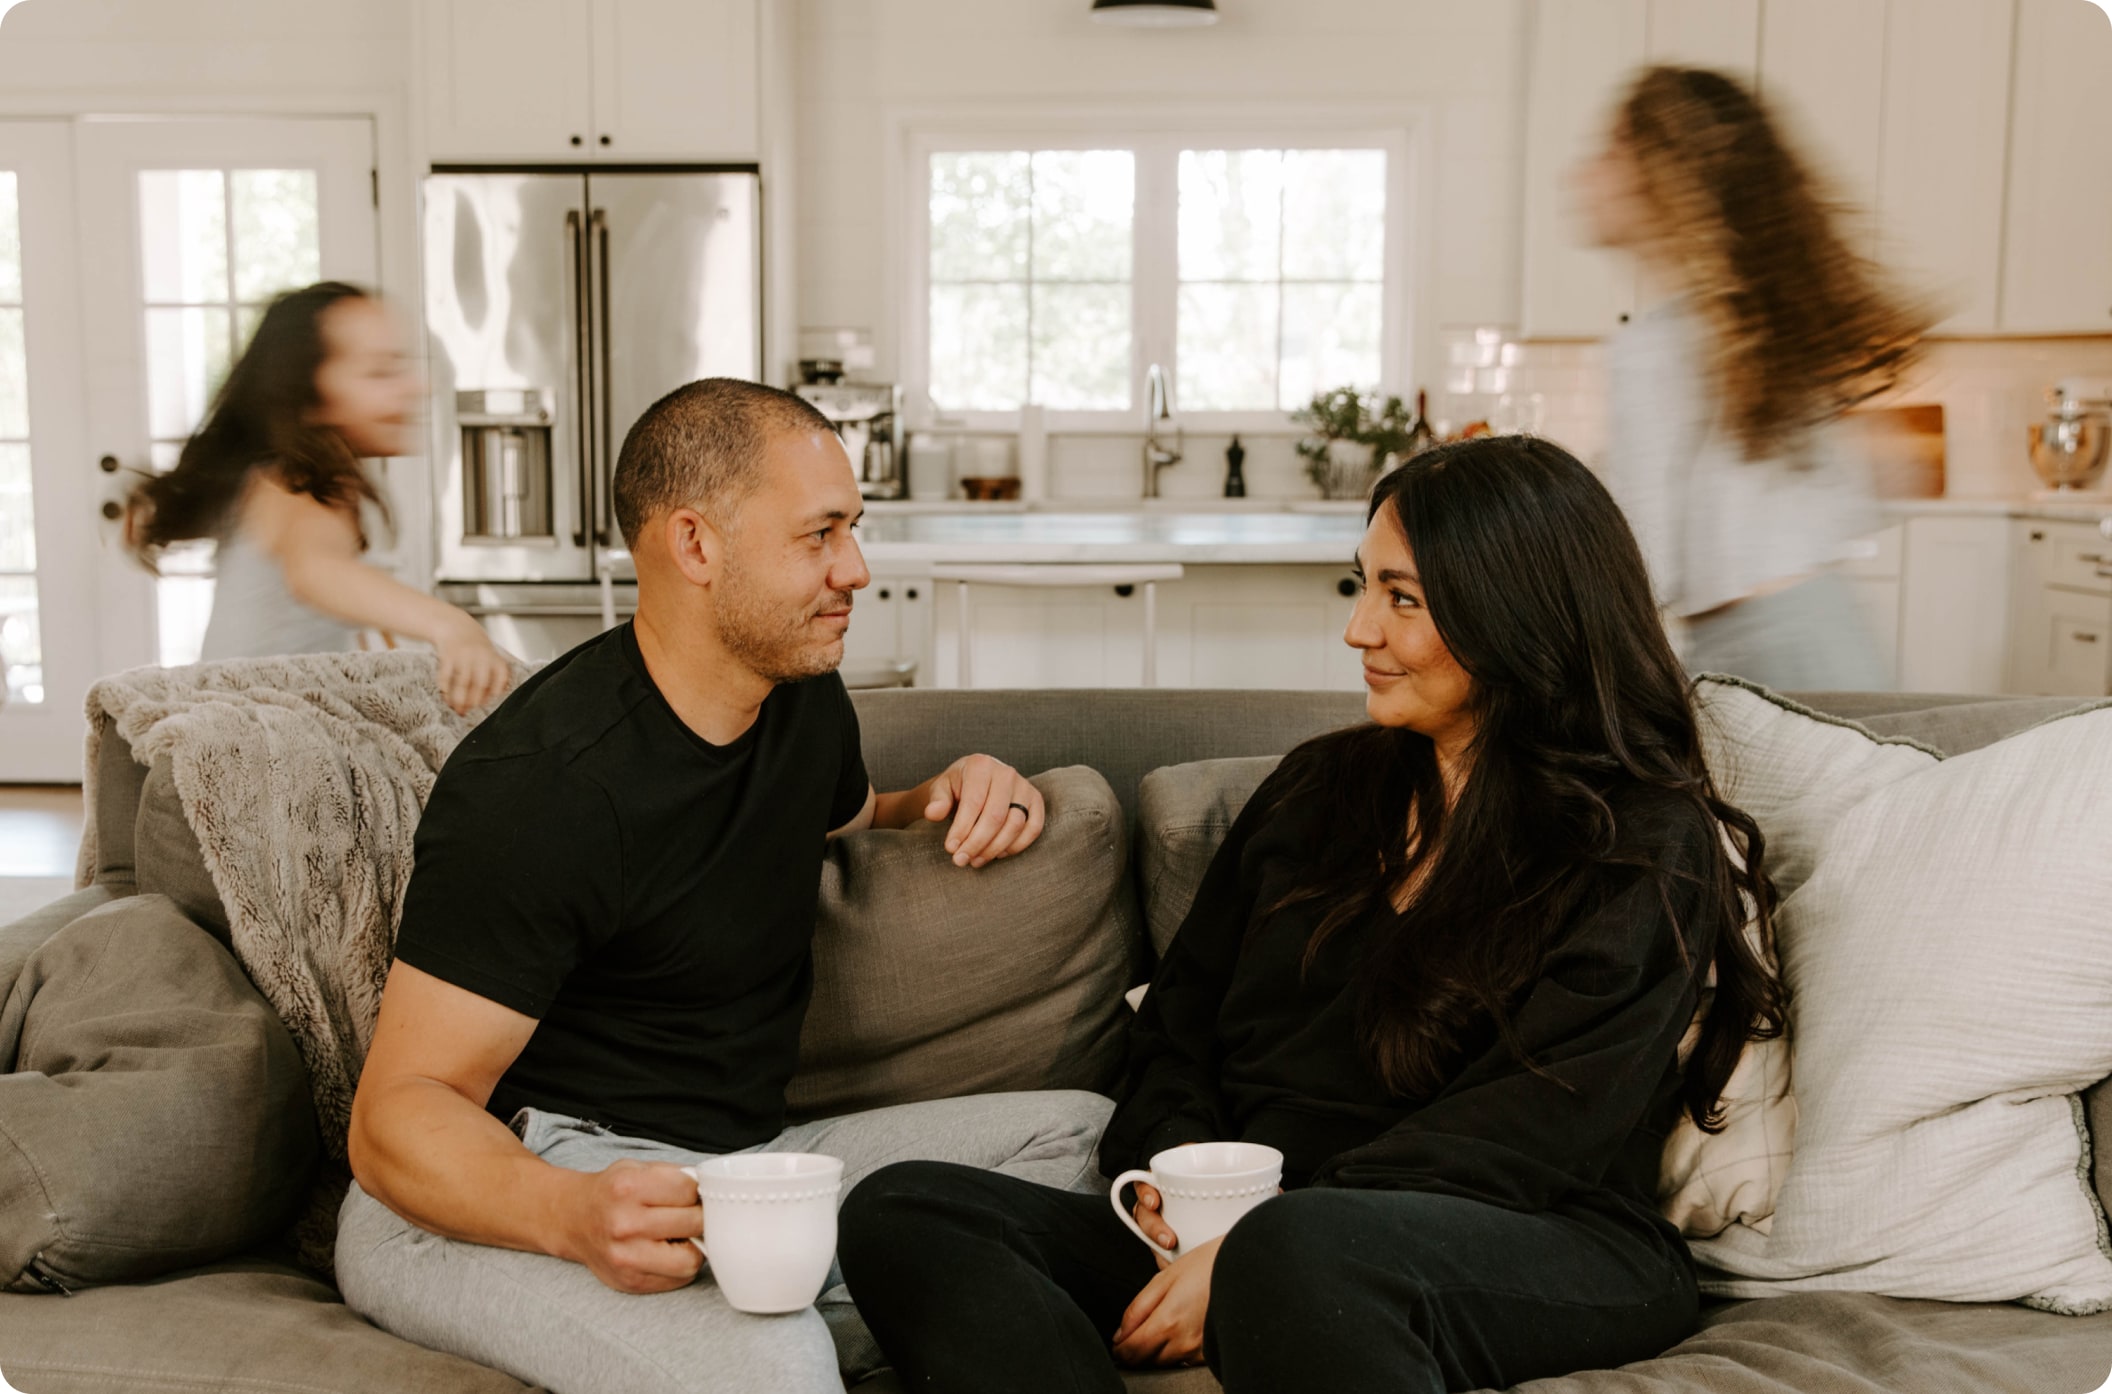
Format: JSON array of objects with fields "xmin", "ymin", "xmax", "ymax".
[{"xmin": 348, "ymin": 1076, "xmax": 586, "ymax": 1258}]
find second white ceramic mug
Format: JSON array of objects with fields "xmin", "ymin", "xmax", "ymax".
[
  {"xmin": 685, "ymin": 1152, "xmax": 844, "ymax": 1314},
  {"xmin": 1108, "ymin": 1141, "xmax": 1283, "ymax": 1261}
]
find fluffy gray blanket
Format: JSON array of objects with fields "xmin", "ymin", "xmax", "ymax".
[{"xmin": 78, "ymin": 650, "xmax": 528, "ymax": 1266}]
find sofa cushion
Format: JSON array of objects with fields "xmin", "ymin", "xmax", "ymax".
[
  {"xmin": 1134, "ymin": 754, "xmax": 1279, "ymax": 959},
  {"xmin": 786, "ymin": 766, "xmax": 1147, "ymax": 1121},
  {"xmin": 1693, "ymin": 690, "xmax": 2112, "ymax": 1313},
  {"xmin": 1857, "ymin": 694, "xmax": 2092, "ymax": 758},
  {"xmin": 134, "ymin": 755, "xmax": 231, "ymax": 945},
  {"xmin": 0, "ymin": 1252, "xmax": 536, "ymax": 1393},
  {"xmin": 0, "ymin": 895, "xmax": 317, "ymax": 1293}
]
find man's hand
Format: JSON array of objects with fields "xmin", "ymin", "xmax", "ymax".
[
  {"xmin": 922, "ymin": 754, "xmax": 1046, "ymax": 868},
  {"xmin": 1111, "ymin": 1235, "xmax": 1221, "ymax": 1368},
  {"xmin": 554, "ymin": 1159, "xmax": 705, "ymax": 1294}
]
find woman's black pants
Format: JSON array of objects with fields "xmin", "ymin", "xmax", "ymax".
[{"xmin": 837, "ymin": 1160, "xmax": 1698, "ymax": 1394}]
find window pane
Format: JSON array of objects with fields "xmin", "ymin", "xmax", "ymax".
[
  {"xmin": 0, "ymin": 443, "xmax": 33, "ymax": 572},
  {"xmin": 930, "ymin": 282, "xmax": 1028, "ymax": 411},
  {"xmin": 140, "ymin": 170, "xmax": 228, "ymax": 303},
  {"xmin": 1179, "ymin": 150, "xmax": 1283, "ymax": 282},
  {"xmin": 157, "ymin": 570, "xmax": 216, "ymax": 668},
  {"xmin": 0, "ymin": 172, "xmax": 19, "ymax": 304},
  {"xmin": 146, "ymin": 306, "xmax": 233, "ymax": 439},
  {"xmin": 1280, "ymin": 282, "xmax": 1383, "ymax": 412},
  {"xmin": 1031, "ymin": 150, "xmax": 1133, "ymax": 281},
  {"xmin": 930, "ymin": 152, "xmax": 1030, "ymax": 282},
  {"xmin": 1177, "ymin": 283, "xmax": 1277, "ymax": 411},
  {"xmin": 237, "ymin": 302, "xmax": 265, "ymax": 352},
  {"xmin": 0, "ymin": 308, "xmax": 24, "ymax": 439},
  {"xmin": 0, "ymin": 574, "xmax": 40, "ymax": 705},
  {"xmin": 231, "ymin": 168, "xmax": 320, "ymax": 302},
  {"xmin": 1032, "ymin": 283, "xmax": 1129, "ymax": 410},
  {"xmin": 1281, "ymin": 150, "xmax": 1387, "ymax": 280}
]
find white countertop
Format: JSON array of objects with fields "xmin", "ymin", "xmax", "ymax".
[
  {"xmin": 857, "ymin": 508, "xmax": 1366, "ymax": 566},
  {"xmin": 1883, "ymin": 495, "xmax": 2112, "ymax": 523}
]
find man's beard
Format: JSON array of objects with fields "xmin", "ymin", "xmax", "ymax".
[{"xmin": 714, "ymin": 557, "xmax": 849, "ymax": 683}]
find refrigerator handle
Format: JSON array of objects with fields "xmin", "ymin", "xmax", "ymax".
[
  {"xmin": 566, "ymin": 208, "xmax": 591, "ymax": 549},
  {"xmin": 591, "ymin": 207, "xmax": 614, "ymax": 548}
]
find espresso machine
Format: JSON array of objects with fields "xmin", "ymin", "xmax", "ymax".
[{"xmin": 796, "ymin": 382, "xmax": 905, "ymax": 499}]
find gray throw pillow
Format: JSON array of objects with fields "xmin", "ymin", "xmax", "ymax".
[
  {"xmin": 133, "ymin": 755, "xmax": 232, "ymax": 945},
  {"xmin": 0, "ymin": 895, "xmax": 317, "ymax": 1293},
  {"xmin": 787, "ymin": 766, "xmax": 1146, "ymax": 1121},
  {"xmin": 1134, "ymin": 755, "xmax": 1280, "ymax": 959}
]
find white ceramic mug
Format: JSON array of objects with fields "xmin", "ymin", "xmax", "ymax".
[
  {"xmin": 685, "ymin": 1152, "xmax": 844, "ymax": 1314},
  {"xmin": 1108, "ymin": 1142, "xmax": 1283, "ymax": 1261}
]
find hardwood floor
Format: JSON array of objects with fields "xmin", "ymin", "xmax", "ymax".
[{"xmin": 0, "ymin": 785, "xmax": 85, "ymax": 922}]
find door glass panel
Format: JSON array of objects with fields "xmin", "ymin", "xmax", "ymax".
[
  {"xmin": 0, "ymin": 173, "xmax": 36, "ymax": 704},
  {"xmin": 137, "ymin": 166, "xmax": 324, "ymax": 666}
]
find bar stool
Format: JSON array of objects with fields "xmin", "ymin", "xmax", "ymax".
[{"xmin": 929, "ymin": 563, "xmax": 1185, "ymax": 688}]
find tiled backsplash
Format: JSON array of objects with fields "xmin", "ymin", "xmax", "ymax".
[{"xmin": 1477, "ymin": 329, "xmax": 2112, "ymax": 499}]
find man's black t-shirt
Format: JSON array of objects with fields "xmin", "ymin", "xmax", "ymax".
[{"xmin": 392, "ymin": 623, "xmax": 870, "ymax": 1153}]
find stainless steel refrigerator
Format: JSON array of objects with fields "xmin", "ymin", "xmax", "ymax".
[{"xmin": 423, "ymin": 169, "xmax": 760, "ymax": 637}]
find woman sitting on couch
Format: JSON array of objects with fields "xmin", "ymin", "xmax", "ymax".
[{"xmin": 837, "ymin": 435, "xmax": 1786, "ymax": 1393}]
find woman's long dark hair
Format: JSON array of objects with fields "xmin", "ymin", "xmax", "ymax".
[
  {"xmin": 1273, "ymin": 436, "xmax": 1782, "ymax": 1131},
  {"xmin": 127, "ymin": 280, "xmax": 388, "ymax": 566}
]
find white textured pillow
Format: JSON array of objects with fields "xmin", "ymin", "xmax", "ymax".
[
  {"xmin": 1690, "ymin": 688, "xmax": 2112, "ymax": 1313},
  {"xmin": 1656, "ymin": 681, "xmax": 1938, "ymax": 1238}
]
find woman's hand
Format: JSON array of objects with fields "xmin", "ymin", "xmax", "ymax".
[
  {"xmin": 1131, "ymin": 1180, "xmax": 1178, "ymax": 1252},
  {"xmin": 1112, "ymin": 1235, "xmax": 1220, "ymax": 1367},
  {"xmin": 434, "ymin": 614, "xmax": 514, "ymax": 716}
]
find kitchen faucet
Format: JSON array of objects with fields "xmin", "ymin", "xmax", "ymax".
[{"xmin": 1143, "ymin": 362, "xmax": 1183, "ymax": 499}]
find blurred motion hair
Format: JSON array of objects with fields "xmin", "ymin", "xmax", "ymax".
[{"xmin": 1618, "ymin": 65, "xmax": 1932, "ymax": 462}]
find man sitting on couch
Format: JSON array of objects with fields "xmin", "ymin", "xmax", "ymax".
[{"xmin": 337, "ymin": 379, "xmax": 1111, "ymax": 1394}]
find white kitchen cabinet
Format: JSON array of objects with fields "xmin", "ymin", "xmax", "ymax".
[
  {"xmin": 423, "ymin": 0, "xmax": 595, "ymax": 162},
  {"xmin": 1898, "ymin": 515, "xmax": 2014, "ymax": 693},
  {"xmin": 424, "ymin": 0, "xmax": 760, "ymax": 163},
  {"xmin": 592, "ymin": 0, "xmax": 759, "ymax": 162},
  {"xmin": 1839, "ymin": 523, "xmax": 1904, "ymax": 685},
  {"xmin": 1759, "ymin": 0, "xmax": 1885, "ymax": 239},
  {"xmin": 2000, "ymin": 0, "xmax": 2112, "ymax": 334},
  {"xmin": 1519, "ymin": 0, "xmax": 1646, "ymax": 339},
  {"xmin": 842, "ymin": 575, "xmax": 934, "ymax": 681},
  {"xmin": 1871, "ymin": 0, "xmax": 2014, "ymax": 334},
  {"xmin": 937, "ymin": 582, "xmax": 1150, "ymax": 689},
  {"xmin": 2007, "ymin": 519, "xmax": 2112, "ymax": 697},
  {"xmin": 929, "ymin": 565, "xmax": 1363, "ymax": 692},
  {"xmin": 1155, "ymin": 567, "xmax": 1366, "ymax": 693},
  {"xmin": 1519, "ymin": 0, "xmax": 1764, "ymax": 338}
]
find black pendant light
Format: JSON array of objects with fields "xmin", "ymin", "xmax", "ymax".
[{"xmin": 1091, "ymin": 0, "xmax": 1220, "ymax": 27}]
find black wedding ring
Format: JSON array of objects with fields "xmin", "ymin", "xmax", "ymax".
[{"xmin": 1007, "ymin": 801, "xmax": 1030, "ymax": 820}]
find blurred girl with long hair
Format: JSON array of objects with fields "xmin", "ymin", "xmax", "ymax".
[
  {"xmin": 126, "ymin": 282, "xmax": 510, "ymax": 715},
  {"xmin": 1578, "ymin": 65, "xmax": 1931, "ymax": 690}
]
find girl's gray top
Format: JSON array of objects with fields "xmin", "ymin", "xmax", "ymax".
[
  {"xmin": 1605, "ymin": 298, "xmax": 1879, "ymax": 619},
  {"xmin": 197, "ymin": 526, "xmax": 357, "ymax": 661}
]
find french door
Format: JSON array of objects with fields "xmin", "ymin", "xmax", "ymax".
[
  {"xmin": 77, "ymin": 117, "xmax": 378, "ymax": 688},
  {"xmin": 0, "ymin": 116, "xmax": 375, "ymax": 781}
]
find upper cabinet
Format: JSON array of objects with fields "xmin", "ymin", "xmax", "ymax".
[
  {"xmin": 1520, "ymin": 0, "xmax": 2112, "ymax": 341},
  {"xmin": 2000, "ymin": 0, "xmax": 2112, "ymax": 334},
  {"xmin": 424, "ymin": 0, "xmax": 760, "ymax": 164},
  {"xmin": 1519, "ymin": 0, "xmax": 1757, "ymax": 338}
]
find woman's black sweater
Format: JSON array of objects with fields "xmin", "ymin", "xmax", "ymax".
[{"xmin": 1099, "ymin": 751, "xmax": 1719, "ymax": 1221}]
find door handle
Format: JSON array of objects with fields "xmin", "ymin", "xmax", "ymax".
[
  {"xmin": 567, "ymin": 209, "xmax": 591, "ymax": 549},
  {"xmin": 591, "ymin": 207, "xmax": 613, "ymax": 547}
]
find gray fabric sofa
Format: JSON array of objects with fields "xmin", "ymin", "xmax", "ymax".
[{"xmin": 3, "ymin": 686, "xmax": 2109, "ymax": 1394}]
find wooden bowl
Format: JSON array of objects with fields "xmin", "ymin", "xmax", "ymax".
[{"xmin": 957, "ymin": 476, "xmax": 1022, "ymax": 501}]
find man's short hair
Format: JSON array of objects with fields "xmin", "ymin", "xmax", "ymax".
[{"xmin": 611, "ymin": 377, "xmax": 839, "ymax": 548}]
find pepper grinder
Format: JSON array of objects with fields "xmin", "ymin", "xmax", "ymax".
[{"xmin": 1223, "ymin": 434, "xmax": 1247, "ymax": 498}]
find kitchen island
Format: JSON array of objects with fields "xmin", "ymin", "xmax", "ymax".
[{"xmin": 855, "ymin": 507, "xmax": 1367, "ymax": 566}]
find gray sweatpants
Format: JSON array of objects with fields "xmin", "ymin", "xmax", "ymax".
[{"xmin": 336, "ymin": 1090, "xmax": 1113, "ymax": 1394}]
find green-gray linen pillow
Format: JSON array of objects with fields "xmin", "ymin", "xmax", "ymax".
[
  {"xmin": 787, "ymin": 766, "xmax": 1146, "ymax": 1120},
  {"xmin": 0, "ymin": 895, "xmax": 317, "ymax": 1293}
]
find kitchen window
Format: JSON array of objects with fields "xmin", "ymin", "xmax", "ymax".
[{"xmin": 907, "ymin": 126, "xmax": 1411, "ymax": 429}]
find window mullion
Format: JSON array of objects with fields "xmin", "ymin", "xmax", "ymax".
[{"xmin": 1133, "ymin": 140, "xmax": 1179, "ymax": 414}]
